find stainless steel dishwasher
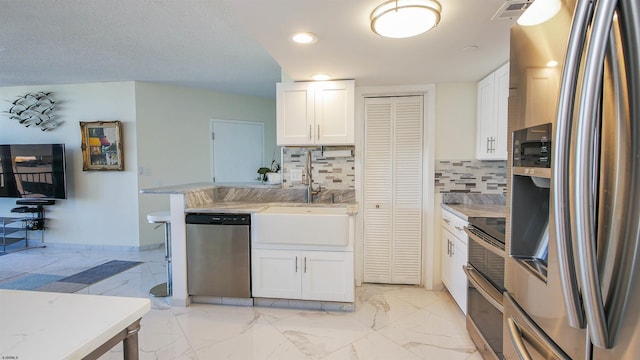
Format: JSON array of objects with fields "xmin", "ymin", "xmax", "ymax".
[{"xmin": 185, "ymin": 213, "xmax": 251, "ymax": 298}]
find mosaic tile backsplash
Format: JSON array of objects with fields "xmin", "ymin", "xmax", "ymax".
[
  {"xmin": 281, "ymin": 146, "xmax": 355, "ymax": 190},
  {"xmin": 435, "ymin": 160, "xmax": 506, "ymax": 195}
]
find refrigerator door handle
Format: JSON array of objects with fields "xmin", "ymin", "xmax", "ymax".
[
  {"xmin": 552, "ymin": 0, "xmax": 592, "ymax": 330},
  {"xmin": 574, "ymin": 0, "xmax": 618, "ymax": 349},
  {"xmin": 597, "ymin": 0, "xmax": 640, "ymax": 349}
]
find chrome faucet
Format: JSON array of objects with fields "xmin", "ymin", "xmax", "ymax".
[{"xmin": 305, "ymin": 150, "xmax": 321, "ymax": 203}]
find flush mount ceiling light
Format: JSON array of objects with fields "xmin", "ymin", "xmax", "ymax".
[
  {"xmin": 311, "ymin": 74, "xmax": 331, "ymax": 81},
  {"xmin": 370, "ymin": 0, "xmax": 442, "ymax": 38},
  {"xmin": 517, "ymin": 0, "xmax": 561, "ymax": 26},
  {"xmin": 291, "ymin": 32, "xmax": 318, "ymax": 44}
]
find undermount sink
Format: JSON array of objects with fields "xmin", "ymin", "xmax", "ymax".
[{"xmin": 253, "ymin": 206, "xmax": 349, "ymax": 246}]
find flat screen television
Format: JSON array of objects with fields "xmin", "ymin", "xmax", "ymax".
[{"xmin": 0, "ymin": 144, "xmax": 67, "ymax": 199}]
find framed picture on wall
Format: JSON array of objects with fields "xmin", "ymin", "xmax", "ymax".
[{"xmin": 80, "ymin": 120, "xmax": 124, "ymax": 171}]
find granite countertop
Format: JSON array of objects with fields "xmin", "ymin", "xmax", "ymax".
[
  {"xmin": 140, "ymin": 182, "xmax": 281, "ymax": 195},
  {"xmin": 186, "ymin": 201, "xmax": 359, "ymax": 215},
  {"xmin": 441, "ymin": 203, "xmax": 506, "ymax": 220}
]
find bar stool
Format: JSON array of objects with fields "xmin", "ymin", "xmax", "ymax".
[{"xmin": 147, "ymin": 210, "xmax": 172, "ymax": 297}]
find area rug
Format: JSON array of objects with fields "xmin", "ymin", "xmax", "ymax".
[
  {"xmin": 0, "ymin": 273, "xmax": 64, "ymax": 291},
  {"xmin": 0, "ymin": 260, "xmax": 143, "ymax": 293}
]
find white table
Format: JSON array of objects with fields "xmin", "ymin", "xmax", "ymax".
[{"xmin": 0, "ymin": 289, "xmax": 150, "ymax": 359}]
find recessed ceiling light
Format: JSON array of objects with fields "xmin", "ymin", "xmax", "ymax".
[
  {"xmin": 311, "ymin": 74, "xmax": 331, "ymax": 81},
  {"xmin": 291, "ymin": 32, "xmax": 318, "ymax": 44},
  {"xmin": 463, "ymin": 45, "xmax": 479, "ymax": 53}
]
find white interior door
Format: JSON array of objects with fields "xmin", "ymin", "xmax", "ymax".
[
  {"xmin": 211, "ymin": 119, "xmax": 264, "ymax": 183},
  {"xmin": 363, "ymin": 96, "xmax": 423, "ymax": 285}
]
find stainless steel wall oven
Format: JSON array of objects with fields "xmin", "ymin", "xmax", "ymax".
[{"xmin": 465, "ymin": 217, "xmax": 506, "ymax": 360}]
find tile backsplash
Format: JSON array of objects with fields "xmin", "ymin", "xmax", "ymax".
[
  {"xmin": 281, "ymin": 146, "xmax": 355, "ymax": 190},
  {"xmin": 435, "ymin": 159, "xmax": 506, "ymax": 195}
]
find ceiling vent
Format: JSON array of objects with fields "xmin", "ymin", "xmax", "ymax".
[{"xmin": 491, "ymin": 0, "xmax": 534, "ymax": 20}]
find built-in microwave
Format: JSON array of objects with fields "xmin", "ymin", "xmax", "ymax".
[{"xmin": 513, "ymin": 123, "xmax": 552, "ymax": 168}]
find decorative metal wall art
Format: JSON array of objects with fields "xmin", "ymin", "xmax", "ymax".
[{"xmin": 5, "ymin": 92, "xmax": 59, "ymax": 131}]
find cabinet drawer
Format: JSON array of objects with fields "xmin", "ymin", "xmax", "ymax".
[{"xmin": 442, "ymin": 210, "xmax": 468, "ymax": 244}]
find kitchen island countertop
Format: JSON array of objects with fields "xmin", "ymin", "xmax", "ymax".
[{"xmin": 186, "ymin": 201, "xmax": 358, "ymax": 215}]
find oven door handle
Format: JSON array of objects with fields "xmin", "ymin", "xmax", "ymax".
[
  {"xmin": 464, "ymin": 265, "xmax": 503, "ymax": 313},
  {"xmin": 507, "ymin": 317, "xmax": 534, "ymax": 360},
  {"xmin": 464, "ymin": 228, "xmax": 506, "ymax": 258}
]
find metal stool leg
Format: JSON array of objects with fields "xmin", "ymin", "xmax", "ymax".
[{"xmin": 150, "ymin": 222, "xmax": 172, "ymax": 297}]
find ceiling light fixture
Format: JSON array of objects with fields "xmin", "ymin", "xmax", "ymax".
[
  {"xmin": 517, "ymin": 0, "xmax": 561, "ymax": 26},
  {"xmin": 311, "ymin": 74, "xmax": 331, "ymax": 81},
  {"xmin": 291, "ymin": 32, "xmax": 318, "ymax": 44},
  {"xmin": 370, "ymin": 0, "xmax": 442, "ymax": 39}
]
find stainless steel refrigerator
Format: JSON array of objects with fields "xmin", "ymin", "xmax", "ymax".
[{"xmin": 504, "ymin": 0, "xmax": 640, "ymax": 359}]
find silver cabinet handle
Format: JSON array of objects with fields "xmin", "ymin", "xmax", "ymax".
[
  {"xmin": 304, "ymin": 257, "xmax": 307, "ymax": 273},
  {"xmin": 442, "ymin": 218, "xmax": 450, "ymax": 224},
  {"xmin": 295, "ymin": 256, "xmax": 298, "ymax": 272},
  {"xmin": 507, "ymin": 317, "xmax": 534, "ymax": 360},
  {"xmin": 486, "ymin": 137, "xmax": 490, "ymax": 152},
  {"xmin": 574, "ymin": 0, "xmax": 617, "ymax": 349},
  {"xmin": 308, "ymin": 125, "xmax": 312, "ymax": 140},
  {"xmin": 450, "ymin": 240, "xmax": 454, "ymax": 256},
  {"xmin": 552, "ymin": 0, "xmax": 591, "ymax": 330},
  {"xmin": 317, "ymin": 124, "xmax": 320, "ymax": 141},
  {"xmin": 447, "ymin": 239, "xmax": 451, "ymax": 256}
]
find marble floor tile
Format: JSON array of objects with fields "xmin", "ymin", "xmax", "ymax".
[{"xmin": 0, "ymin": 247, "xmax": 482, "ymax": 359}]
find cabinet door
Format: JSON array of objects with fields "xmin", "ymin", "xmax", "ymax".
[
  {"xmin": 302, "ymin": 251, "xmax": 354, "ymax": 302},
  {"xmin": 251, "ymin": 249, "xmax": 301, "ymax": 299},
  {"xmin": 476, "ymin": 73, "xmax": 497, "ymax": 159},
  {"xmin": 276, "ymin": 82, "xmax": 315, "ymax": 145},
  {"xmin": 441, "ymin": 228, "xmax": 454, "ymax": 293},
  {"xmin": 494, "ymin": 63, "xmax": 509, "ymax": 159},
  {"xmin": 477, "ymin": 63, "xmax": 509, "ymax": 160},
  {"xmin": 450, "ymin": 234, "xmax": 468, "ymax": 315},
  {"xmin": 315, "ymin": 80, "xmax": 355, "ymax": 145}
]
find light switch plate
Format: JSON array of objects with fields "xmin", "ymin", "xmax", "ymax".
[{"xmin": 290, "ymin": 168, "xmax": 303, "ymax": 182}]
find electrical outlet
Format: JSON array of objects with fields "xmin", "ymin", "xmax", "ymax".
[{"xmin": 290, "ymin": 168, "xmax": 303, "ymax": 182}]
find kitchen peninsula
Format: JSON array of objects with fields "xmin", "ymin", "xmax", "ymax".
[{"xmin": 141, "ymin": 182, "xmax": 357, "ymax": 307}]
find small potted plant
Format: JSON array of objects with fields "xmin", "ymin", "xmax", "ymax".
[{"xmin": 257, "ymin": 160, "xmax": 281, "ymax": 183}]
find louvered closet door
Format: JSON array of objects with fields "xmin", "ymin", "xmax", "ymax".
[
  {"xmin": 364, "ymin": 98, "xmax": 393, "ymax": 282},
  {"xmin": 364, "ymin": 96, "xmax": 423, "ymax": 284},
  {"xmin": 392, "ymin": 97, "xmax": 423, "ymax": 284}
]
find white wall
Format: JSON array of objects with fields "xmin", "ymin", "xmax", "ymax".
[
  {"xmin": 435, "ymin": 82, "xmax": 477, "ymax": 160},
  {"xmin": 432, "ymin": 82, "xmax": 478, "ymax": 289},
  {"xmin": 0, "ymin": 82, "xmax": 140, "ymax": 248},
  {"xmin": 135, "ymin": 82, "xmax": 276, "ymax": 247}
]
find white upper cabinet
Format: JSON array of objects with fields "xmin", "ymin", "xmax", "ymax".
[
  {"xmin": 476, "ymin": 62, "xmax": 509, "ymax": 160},
  {"xmin": 276, "ymin": 80, "xmax": 355, "ymax": 146}
]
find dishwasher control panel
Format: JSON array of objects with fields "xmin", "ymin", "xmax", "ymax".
[{"xmin": 185, "ymin": 213, "xmax": 250, "ymax": 225}]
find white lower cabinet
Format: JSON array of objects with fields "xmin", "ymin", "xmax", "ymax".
[
  {"xmin": 252, "ymin": 249, "xmax": 354, "ymax": 302},
  {"xmin": 441, "ymin": 210, "xmax": 469, "ymax": 314}
]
